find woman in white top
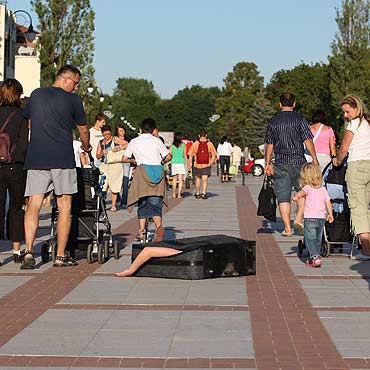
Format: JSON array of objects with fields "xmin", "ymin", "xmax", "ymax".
[
  {"xmin": 337, "ymin": 94, "xmax": 370, "ymax": 256},
  {"xmin": 217, "ymin": 135, "xmax": 233, "ymax": 183}
]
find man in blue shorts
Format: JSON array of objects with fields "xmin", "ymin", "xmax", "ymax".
[
  {"xmin": 122, "ymin": 118, "xmax": 172, "ymax": 242},
  {"xmin": 21, "ymin": 65, "xmax": 91, "ymax": 269},
  {"xmin": 264, "ymin": 93, "xmax": 318, "ymax": 237}
]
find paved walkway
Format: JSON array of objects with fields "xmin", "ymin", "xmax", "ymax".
[{"xmin": 0, "ymin": 172, "xmax": 369, "ymax": 370}]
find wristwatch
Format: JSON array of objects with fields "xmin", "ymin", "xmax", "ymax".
[{"xmin": 331, "ymin": 154, "xmax": 337, "ymax": 158}]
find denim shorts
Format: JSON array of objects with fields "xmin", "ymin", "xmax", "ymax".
[
  {"xmin": 137, "ymin": 196, "xmax": 163, "ymax": 219},
  {"xmin": 274, "ymin": 164, "xmax": 302, "ymax": 203}
]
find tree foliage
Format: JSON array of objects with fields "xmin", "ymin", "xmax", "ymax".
[
  {"xmin": 157, "ymin": 85, "xmax": 221, "ymax": 140},
  {"xmin": 329, "ymin": 0, "xmax": 370, "ymax": 106},
  {"xmin": 215, "ymin": 62, "xmax": 264, "ymax": 146},
  {"xmin": 265, "ymin": 63, "xmax": 335, "ymax": 124},
  {"xmin": 111, "ymin": 77, "xmax": 161, "ymax": 131},
  {"xmin": 247, "ymin": 91, "xmax": 275, "ymax": 153},
  {"xmin": 31, "ymin": 0, "xmax": 96, "ymax": 94}
]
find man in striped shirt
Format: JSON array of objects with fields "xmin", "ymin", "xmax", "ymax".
[{"xmin": 264, "ymin": 93, "xmax": 318, "ymax": 237}]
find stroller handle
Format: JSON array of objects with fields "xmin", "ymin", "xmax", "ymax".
[{"xmin": 84, "ymin": 150, "xmax": 96, "ymax": 170}]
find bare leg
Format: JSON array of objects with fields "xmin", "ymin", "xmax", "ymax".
[
  {"xmin": 278, "ymin": 202, "xmax": 292, "ymax": 234},
  {"xmin": 201, "ymin": 175, "xmax": 208, "ymax": 195},
  {"xmin": 177, "ymin": 174, "xmax": 184, "ymax": 197},
  {"xmin": 195, "ymin": 176, "xmax": 201, "ymax": 195},
  {"xmin": 152, "ymin": 216, "xmax": 162, "ymax": 229},
  {"xmin": 13, "ymin": 242, "xmax": 21, "ymax": 252},
  {"xmin": 294, "ymin": 197, "xmax": 304, "ymax": 225},
  {"xmin": 115, "ymin": 246, "xmax": 182, "ymax": 277},
  {"xmin": 359, "ymin": 232, "xmax": 370, "ymax": 256},
  {"xmin": 138, "ymin": 218, "xmax": 146, "ymax": 231},
  {"xmin": 55, "ymin": 194, "xmax": 72, "ymax": 258},
  {"xmin": 111, "ymin": 192, "xmax": 117, "ymax": 209},
  {"xmin": 172, "ymin": 175, "xmax": 178, "ymax": 198},
  {"xmin": 24, "ymin": 194, "xmax": 44, "ymax": 256}
]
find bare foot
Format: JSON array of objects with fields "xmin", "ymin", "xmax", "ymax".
[
  {"xmin": 177, "ymin": 194, "xmax": 182, "ymax": 199},
  {"xmin": 172, "ymin": 194, "xmax": 177, "ymax": 199},
  {"xmin": 114, "ymin": 269, "xmax": 132, "ymax": 277}
]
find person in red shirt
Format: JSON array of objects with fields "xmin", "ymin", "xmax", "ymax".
[{"xmin": 188, "ymin": 129, "xmax": 218, "ymax": 199}]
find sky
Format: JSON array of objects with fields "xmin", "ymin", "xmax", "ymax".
[{"xmin": 9, "ymin": 0, "xmax": 342, "ymax": 99}]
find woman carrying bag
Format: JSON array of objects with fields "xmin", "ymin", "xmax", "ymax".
[
  {"xmin": 0, "ymin": 79, "xmax": 28, "ymax": 262},
  {"xmin": 96, "ymin": 125, "xmax": 124, "ymax": 212}
]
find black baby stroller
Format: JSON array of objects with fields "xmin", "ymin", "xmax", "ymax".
[
  {"xmin": 41, "ymin": 161, "xmax": 119, "ymax": 264},
  {"xmin": 297, "ymin": 161, "xmax": 358, "ymax": 259}
]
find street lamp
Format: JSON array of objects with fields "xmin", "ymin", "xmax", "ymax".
[
  {"xmin": 12, "ymin": 10, "xmax": 36, "ymax": 42},
  {"xmin": 209, "ymin": 114, "xmax": 220, "ymax": 175},
  {"xmin": 99, "ymin": 92, "xmax": 104, "ymax": 112},
  {"xmin": 87, "ymin": 86, "xmax": 94, "ymax": 123}
]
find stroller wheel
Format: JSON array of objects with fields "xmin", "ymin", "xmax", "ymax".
[
  {"xmin": 97, "ymin": 244, "xmax": 104, "ymax": 264},
  {"xmin": 321, "ymin": 240, "xmax": 330, "ymax": 257},
  {"xmin": 87, "ymin": 243, "xmax": 94, "ymax": 264},
  {"xmin": 113, "ymin": 240, "xmax": 120, "ymax": 260},
  {"xmin": 41, "ymin": 243, "xmax": 49, "ymax": 264},
  {"xmin": 104, "ymin": 240, "xmax": 110, "ymax": 261},
  {"xmin": 297, "ymin": 239, "xmax": 304, "ymax": 257}
]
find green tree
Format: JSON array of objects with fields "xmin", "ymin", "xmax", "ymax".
[
  {"xmin": 265, "ymin": 63, "xmax": 335, "ymax": 127},
  {"xmin": 215, "ymin": 62, "xmax": 264, "ymax": 146},
  {"xmin": 329, "ymin": 0, "xmax": 370, "ymax": 106},
  {"xmin": 155, "ymin": 85, "xmax": 221, "ymax": 140},
  {"xmin": 31, "ymin": 0, "xmax": 96, "ymax": 94},
  {"xmin": 247, "ymin": 91, "xmax": 275, "ymax": 155},
  {"xmin": 111, "ymin": 77, "xmax": 161, "ymax": 132}
]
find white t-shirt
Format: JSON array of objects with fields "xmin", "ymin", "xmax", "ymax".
[
  {"xmin": 73, "ymin": 140, "xmax": 83, "ymax": 168},
  {"xmin": 89, "ymin": 127, "xmax": 103, "ymax": 160},
  {"xmin": 124, "ymin": 133, "xmax": 170, "ymax": 165},
  {"xmin": 346, "ymin": 118, "xmax": 370, "ymax": 162},
  {"xmin": 217, "ymin": 141, "xmax": 233, "ymax": 156}
]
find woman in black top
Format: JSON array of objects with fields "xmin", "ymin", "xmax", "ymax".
[{"xmin": 0, "ymin": 79, "xmax": 28, "ymax": 262}]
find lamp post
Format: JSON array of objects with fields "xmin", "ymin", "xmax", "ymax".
[
  {"xmin": 12, "ymin": 10, "xmax": 36, "ymax": 42},
  {"xmin": 87, "ymin": 86, "xmax": 94, "ymax": 124},
  {"xmin": 99, "ymin": 92, "xmax": 105, "ymax": 112},
  {"xmin": 209, "ymin": 114, "xmax": 220, "ymax": 175}
]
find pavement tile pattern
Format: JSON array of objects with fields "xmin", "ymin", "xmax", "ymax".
[{"xmin": 0, "ymin": 173, "xmax": 369, "ymax": 369}]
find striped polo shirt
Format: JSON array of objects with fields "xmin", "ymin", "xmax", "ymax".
[{"xmin": 265, "ymin": 110, "xmax": 313, "ymax": 165}]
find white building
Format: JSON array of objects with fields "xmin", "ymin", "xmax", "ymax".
[
  {"xmin": 0, "ymin": 2, "xmax": 40, "ymax": 96},
  {"xmin": 15, "ymin": 24, "xmax": 40, "ymax": 97},
  {"xmin": 0, "ymin": 3, "xmax": 16, "ymax": 80}
]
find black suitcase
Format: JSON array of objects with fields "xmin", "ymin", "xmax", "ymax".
[{"xmin": 131, "ymin": 234, "xmax": 256, "ymax": 280}]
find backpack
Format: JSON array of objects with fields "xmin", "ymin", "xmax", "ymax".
[
  {"xmin": 0, "ymin": 111, "xmax": 17, "ymax": 164},
  {"xmin": 196, "ymin": 140, "xmax": 209, "ymax": 164}
]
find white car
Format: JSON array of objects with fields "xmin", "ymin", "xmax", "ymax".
[{"xmin": 251, "ymin": 158, "xmax": 265, "ymax": 176}]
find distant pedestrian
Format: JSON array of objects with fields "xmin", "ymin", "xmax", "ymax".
[
  {"xmin": 170, "ymin": 132, "xmax": 187, "ymax": 199},
  {"xmin": 22, "ymin": 65, "xmax": 91, "ymax": 269},
  {"xmin": 308, "ymin": 110, "xmax": 336, "ymax": 170},
  {"xmin": 96, "ymin": 125, "xmax": 123, "ymax": 212},
  {"xmin": 217, "ymin": 135, "xmax": 233, "ymax": 183},
  {"xmin": 115, "ymin": 125, "xmax": 130, "ymax": 208},
  {"xmin": 181, "ymin": 133, "xmax": 193, "ymax": 170},
  {"xmin": 292, "ymin": 163, "xmax": 333, "ymax": 267},
  {"xmin": 231, "ymin": 142, "xmax": 243, "ymax": 170},
  {"xmin": 0, "ymin": 79, "xmax": 28, "ymax": 263},
  {"xmin": 89, "ymin": 113, "xmax": 105, "ymax": 166},
  {"xmin": 265, "ymin": 92, "xmax": 318, "ymax": 237},
  {"xmin": 188, "ymin": 129, "xmax": 217, "ymax": 199}
]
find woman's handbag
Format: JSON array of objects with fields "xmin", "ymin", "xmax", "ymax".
[
  {"xmin": 106, "ymin": 148, "xmax": 125, "ymax": 164},
  {"xmin": 257, "ymin": 175, "xmax": 277, "ymax": 222}
]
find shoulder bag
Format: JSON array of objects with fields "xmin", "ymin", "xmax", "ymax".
[{"xmin": 304, "ymin": 124, "xmax": 324, "ymax": 163}]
